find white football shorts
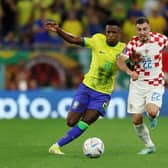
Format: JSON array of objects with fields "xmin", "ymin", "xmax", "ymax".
[{"xmin": 127, "ymin": 80, "xmax": 165, "ymax": 114}]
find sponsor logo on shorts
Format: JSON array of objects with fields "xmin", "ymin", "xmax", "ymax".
[{"xmin": 102, "ymin": 102, "xmax": 109, "ymax": 110}]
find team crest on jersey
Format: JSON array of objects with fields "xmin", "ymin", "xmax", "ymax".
[{"xmin": 122, "ymin": 47, "xmax": 128, "ymax": 54}]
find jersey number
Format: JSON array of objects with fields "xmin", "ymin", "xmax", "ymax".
[
  {"xmin": 151, "ymin": 92, "xmax": 161, "ymax": 102},
  {"xmin": 143, "ymin": 59, "xmax": 152, "ymax": 70}
]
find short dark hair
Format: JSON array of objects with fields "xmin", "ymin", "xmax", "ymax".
[
  {"xmin": 105, "ymin": 19, "xmax": 121, "ymax": 27},
  {"xmin": 135, "ymin": 17, "xmax": 149, "ymax": 25}
]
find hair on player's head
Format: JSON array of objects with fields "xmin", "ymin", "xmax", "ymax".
[
  {"xmin": 135, "ymin": 17, "xmax": 149, "ymax": 25},
  {"xmin": 105, "ymin": 18, "xmax": 121, "ymax": 27}
]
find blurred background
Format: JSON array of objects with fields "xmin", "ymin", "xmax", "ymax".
[{"xmin": 0, "ymin": 0, "xmax": 168, "ymax": 119}]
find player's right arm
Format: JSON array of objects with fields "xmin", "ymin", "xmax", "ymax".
[{"xmin": 44, "ymin": 21, "xmax": 84, "ymax": 46}]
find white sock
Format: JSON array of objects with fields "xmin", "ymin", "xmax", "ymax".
[
  {"xmin": 134, "ymin": 123, "xmax": 155, "ymax": 148},
  {"xmin": 55, "ymin": 143, "xmax": 60, "ymax": 147}
]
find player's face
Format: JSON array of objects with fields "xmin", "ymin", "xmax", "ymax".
[
  {"xmin": 105, "ymin": 25, "xmax": 120, "ymax": 46},
  {"xmin": 136, "ymin": 22, "xmax": 150, "ymax": 43}
]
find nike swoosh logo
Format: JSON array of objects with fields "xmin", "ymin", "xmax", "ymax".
[{"xmin": 99, "ymin": 51, "xmax": 105, "ymax": 54}]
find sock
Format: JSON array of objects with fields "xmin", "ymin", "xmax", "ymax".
[
  {"xmin": 57, "ymin": 121, "xmax": 89, "ymax": 147},
  {"xmin": 134, "ymin": 123, "xmax": 155, "ymax": 148}
]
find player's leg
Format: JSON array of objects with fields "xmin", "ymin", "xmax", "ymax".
[
  {"xmin": 132, "ymin": 113, "xmax": 154, "ymax": 148},
  {"xmin": 56, "ymin": 111, "xmax": 88, "ymax": 147},
  {"xmin": 49, "ymin": 83, "xmax": 89, "ymax": 154},
  {"xmin": 146, "ymin": 103, "xmax": 160, "ymax": 129},
  {"xmin": 49, "ymin": 83, "xmax": 110, "ymax": 155},
  {"xmin": 132, "ymin": 113, "xmax": 155, "ymax": 154},
  {"xmin": 52, "ymin": 99, "xmax": 108, "ymax": 149},
  {"xmin": 55, "ymin": 84, "xmax": 110, "ymax": 148},
  {"xmin": 146, "ymin": 86, "xmax": 164, "ymax": 129},
  {"xmin": 49, "ymin": 111, "xmax": 83, "ymax": 155},
  {"xmin": 81, "ymin": 109, "xmax": 100, "ymax": 124},
  {"xmin": 128, "ymin": 82, "xmax": 155, "ymax": 154},
  {"xmin": 57, "ymin": 109, "xmax": 100, "ymax": 144},
  {"xmin": 57, "ymin": 109, "xmax": 100, "ymax": 146},
  {"xmin": 49, "ymin": 110, "xmax": 100, "ymax": 155}
]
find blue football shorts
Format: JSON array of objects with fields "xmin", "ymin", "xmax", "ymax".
[{"xmin": 70, "ymin": 83, "xmax": 111, "ymax": 116}]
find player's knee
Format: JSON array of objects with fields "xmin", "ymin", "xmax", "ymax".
[
  {"xmin": 147, "ymin": 109, "xmax": 159, "ymax": 118},
  {"xmin": 132, "ymin": 118, "xmax": 142, "ymax": 125},
  {"xmin": 82, "ymin": 111, "xmax": 99, "ymax": 125},
  {"xmin": 133, "ymin": 120, "xmax": 142, "ymax": 125},
  {"xmin": 146, "ymin": 104, "xmax": 159, "ymax": 117},
  {"xmin": 82, "ymin": 118, "xmax": 92, "ymax": 125},
  {"xmin": 132, "ymin": 114, "xmax": 143, "ymax": 125},
  {"xmin": 66, "ymin": 111, "xmax": 81, "ymax": 127},
  {"xmin": 148, "ymin": 111, "xmax": 157, "ymax": 118},
  {"xmin": 67, "ymin": 119, "xmax": 77, "ymax": 127}
]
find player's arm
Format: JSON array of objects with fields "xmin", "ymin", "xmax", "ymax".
[
  {"xmin": 43, "ymin": 21, "xmax": 84, "ymax": 46},
  {"xmin": 117, "ymin": 53, "xmax": 139, "ymax": 81}
]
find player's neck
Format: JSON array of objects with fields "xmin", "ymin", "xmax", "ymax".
[
  {"xmin": 107, "ymin": 41, "xmax": 118, "ymax": 47},
  {"xmin": 140, "ymin": 34, "xmax": 150, "ymax": 43},
  {"xmin": 141, "ymin": 39, "xmax": 149, "ymax": 43}
]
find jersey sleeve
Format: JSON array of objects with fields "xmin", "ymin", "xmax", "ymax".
[
  {"xmin": 122, "ymin": 39, "xmax": 136, "ymax": 58},
  {"xmin": 83, "ymin": 36, "xmax": 95, "ymax": 48},
  {"xmin": 83, "ymin": 33, "xmax": 103, "ymax": 49},
  {"xmin": 162, "ymin": 34, "xmax": 168, "ymax": 48}
]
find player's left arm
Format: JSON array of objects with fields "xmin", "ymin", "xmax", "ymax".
[
  {"xmin": 117, "ymin": 53, "xmax": 139, "ymax": 81},
  {"xmin": 117, "ymin": 53, "xmax": 133, "ymax": 75}
]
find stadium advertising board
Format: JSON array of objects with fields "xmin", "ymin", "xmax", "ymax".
[{"xmin": 0, "ymin": 89, "xmax": 167, "ymax": 119}]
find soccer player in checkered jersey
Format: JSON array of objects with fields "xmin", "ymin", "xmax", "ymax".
[{"xmin": 117, "ymin": 17, "xmax": 168, "ymax": 155}]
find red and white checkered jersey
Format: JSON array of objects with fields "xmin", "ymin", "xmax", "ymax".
[{"xmin": 123, "ymin": 32, "xmax": 168, "ymax": 86}]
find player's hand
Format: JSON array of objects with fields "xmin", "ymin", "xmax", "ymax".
[
  {"xmin": 129, "ymin": 71, "xmax": 139, "ymax": 81},
  {"xmin": 130, "ymin": 52, "xmax": 143, "ymax": 64},
  {"xmin": 43, "ymin": 21, "xmax": 58, "ymax": 32}
]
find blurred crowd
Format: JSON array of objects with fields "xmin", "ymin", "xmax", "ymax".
[
  {"xmin": 0, "ymin": 0, "xmax": 168, "ymax": 90},
  {"xmin": 1, "ymin": 0, "xmax": 168, "ymax": 48}
]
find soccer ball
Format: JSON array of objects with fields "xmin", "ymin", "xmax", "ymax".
[{"xmin": 83, "ymin": 137, "xmax": 104, "ymax": 158}]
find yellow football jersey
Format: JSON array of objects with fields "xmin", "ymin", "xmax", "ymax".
[{"xmin": 83, "ymin": 33, "xmax": 125, "ymax": 94}]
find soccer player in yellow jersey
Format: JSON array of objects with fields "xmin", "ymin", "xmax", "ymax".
[{"xmin": 44, "ymin": 19, "xmax": 125, "ymax": 155}]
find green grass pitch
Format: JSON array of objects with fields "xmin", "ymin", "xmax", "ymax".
[{"xmin": 0, "ymin": 117, "xmax": 168, "ymax": 168}]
